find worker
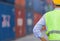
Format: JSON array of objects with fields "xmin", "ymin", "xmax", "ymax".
[{"xmin": 33, "ymin": 0, "xmax": 60, "ymax": 41}]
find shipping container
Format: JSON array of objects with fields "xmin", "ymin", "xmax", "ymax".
[
  {"xmin": 15, "ymin": 0, "xmax": 26, "ymax": 8},
  {"xmin": 26, "ymin": 10, "xmax": 33, "ymax": 35},
  {"xmin": 0, "ymin": 0, "xmax": 4, "ymax": 1},
  {"xmin": 15, "ymin": 7, "xmax": 26, "ymax": 38},
  {"xmin": 33, "ymin": 12, "xmax": 42, "ymax": 25},
  {"xmin": 0, "ymin": 2, "xmax": 15, "ymax": 41},
  {"xmin": 26, "ymin": 0, "xmax": 33, "ymax": 9},
  {"xmin": 5, "ymin": 0, "xmax": 14, "ymax": 4},
  {"xmin": 33, "ymin": 0, "xmax": 47, "ymax": 14}
]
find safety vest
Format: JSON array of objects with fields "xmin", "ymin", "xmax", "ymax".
[{"xmin": 45, "ymin": 10, "xmax": 60, "ymax": 40}]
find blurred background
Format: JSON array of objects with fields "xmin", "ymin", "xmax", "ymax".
[{"xmin": 0, "ymin": 0, "xmax": 54, "ymax": 41}]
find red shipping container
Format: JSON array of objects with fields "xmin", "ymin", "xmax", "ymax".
[
  {"xmin": 15, "ymin": 7, "xmax": 26, "ymax": 38},
  {"xmin": 15, "ymin": 0, "xmax": 26, "ymax": 7},
  {"xmin": 33, "ymin": 12, "xmax": 42, "ymax": 25}
]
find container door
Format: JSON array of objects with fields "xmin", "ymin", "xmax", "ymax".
[
  {"xmin": 15, "ymin": 7, "xmax": 26, "ymax": 38},
  {"xmin": 5, "ymin": 0, "xmax": 14, "ymax": 4},
  {"xmin": 0, "ymin": 3, "xmax": 15, "ymax": 41},
  {"xmin": 26, "ymin": 10, "xmax": 33, "ymax": 35},
  {"xmin": 26, "ymin": 0, "xmax": 33, "ymax": 9},
  {"xmin": 15, "ymin": 0, "xmax": 26, "ymax": 7}
]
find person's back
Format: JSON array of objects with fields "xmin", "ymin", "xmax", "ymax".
[{"xmin": 45, "ymin": 9, "xmax": 60, "ymax": 40}]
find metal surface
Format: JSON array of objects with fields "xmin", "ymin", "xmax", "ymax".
[{"xmin": 0, "ymin": 2, "xmax": 15, "ymax": 41}]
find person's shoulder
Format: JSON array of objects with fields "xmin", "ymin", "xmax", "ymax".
[
  {"xmin": 45, "ymin": 10, "xmax": 54, "ymax": 16},
  {"xmin": 46, "ymin": 10, "xmax": 53, "ymax": 14}
]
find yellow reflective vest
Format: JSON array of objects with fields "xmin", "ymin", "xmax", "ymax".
[{"xmin": 45, "ymin": 10, "xmax": 60, "ymax": 40}]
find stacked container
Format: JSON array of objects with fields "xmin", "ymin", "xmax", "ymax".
[
  {"xmin": 26, "ymin": 0, "xmax": 33, "ymax": 9},
  {"xmin": 15, "ymin": 7, "xmax": 26, "ymax": 38},
  {"xmin": 26, "ymin": 10, "xmax": 33, "ymax": 35},
  {"xmin": 33, "ymin": 0, "xmax": 46, "ymax": 15},
  {"xmin": 26, "ymin": 0, "xmax": 34, "ymax": 35},
  {"xmin": 0, "ymin": 0, "xmax": 4, "ymax": 1},
  {"xmin": 0, "ymin": 2, "xmax": 15, "ymax": 41},
  {"xmin": 15, "ymin": 0, "xmax": 26, "ymax": 7},
  {"xmin": 5, "ymin": 0, "xmax": 14, "ymax": 4},
  {"xmin": 15, "ymin": 0, "xmax": 26, "ymax": 38},
  {"xmin": 33, "ymin": 12, "xmax": 42, "ymax": 25}
]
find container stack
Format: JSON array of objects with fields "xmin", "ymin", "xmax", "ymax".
[
  {"xmin": 0, "ymin": 0, "xmax": 14, "ymax": 4},
  {"xmin": 15, "ymin": 7, "xmax": 26, "ymax": 38},
  {"xmin": 15, "ymin": 0, "xmax": 25, "ymax": 8},
  {"xmin": 26, "ymin": 0, "xmax": 34, "ymax": 35},
  {"xmin": 0, "ymin": 0, "xmax": 54, "ymax": 40},
  {"xmin": 33, "ymin": 0, "xmax": 48, "ymax": 31},
  {"xmin": 5, "ymin": 0, "xmax": 14, "ymax": 4},
  {"xmin": 33, "ymin": 0, "xmax": 43, "ymax": 25},
  {"xmin": 26, "ymin": 10, "xmax": 34, "ymax": 35},
  {"xmin": 0, "ymin": 2, "xmax": 15, "ymax": 41},
  {"xmin": 15, "ymin": 0, "xmax": 26, "ymax": 38},
  {"xmin": 33, "ymin": 12, "xmax": 42, "ymax": 25},
  {"xmin": 33, "ymin": 0, "xmax": 47, "ymax": 15}
]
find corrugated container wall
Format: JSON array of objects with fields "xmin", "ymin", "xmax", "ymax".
[
  {"xmin": 26, "ymin": 0, "xmax": 33, "ymax": 9},
  {"xmin": 33, "ymin": 0, "xmax": 47, "ymax": 15},
  {"xmin": 26, "ymin": 10, "xmax": 34, "ymax": 35},
  {"xmin": 5, "ymin": 0, "xmax": 14, "ymax": 4},
  {"xmin": 0, "ymin": 2, "xmax": 15, "ymax": 41},
  {"xmin": 15, "ymin": 0, "xmax": 26, "ymax": 38},
  {"xmin": 15, "ymin": 0, "xmax": 26, "ymax": 8},
  {"xmin": 33, "ymin": 12, "xmax": 42, "ymax": 25},
  {"xmin": 25, "ymin": 0, "xmax": 33, "ymax": 35},
  {"xmin": 15, "ymin": 7, "xmax": 26, "ymax": 38},
  {"xmin": 0, "ymin": 0, "xmax": 4, "ymax": 1}
]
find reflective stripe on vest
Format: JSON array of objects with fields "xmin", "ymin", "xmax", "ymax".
[{"xmin": 45, "ymin": 10, "xmax": 60, "ymax": 40}]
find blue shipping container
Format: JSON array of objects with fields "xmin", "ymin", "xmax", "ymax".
[
  {"xmin": 26, "ymin": 10, "xmax": 33, "ymax": 35},
  {"xmin": 0, "ymin": 0, "xmax": 4, "ymax": 1},
  {"xmin": 26, "ymin": 0, "xmax": 33, "ymax": 9},
  {"xmin": 0, "ymin": 2, "xmax": 15, "ymax": 41},
  {"xmin": 33, "ymin": 0, "xmax": 46, "ymax": 14},
  {"xmin": 5, "ymin": 0, "xmax": 14, "ymax": 4}
]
